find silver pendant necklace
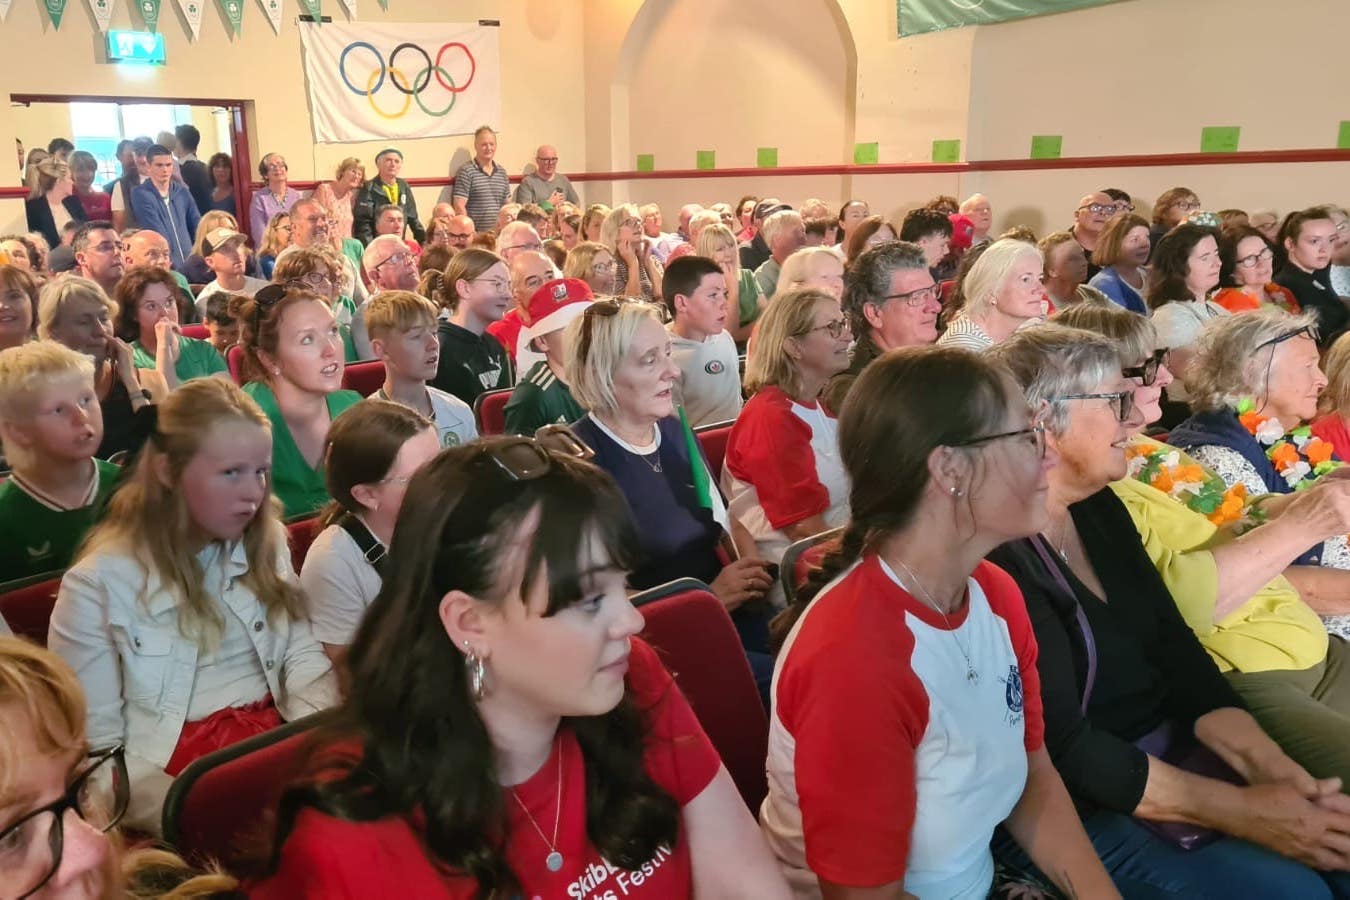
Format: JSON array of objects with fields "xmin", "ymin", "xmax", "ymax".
[
  {"xmin": 894, "ymin": 558, "xmax": 980, "ymax": 685},
  {"xmin": 510, "ymin": 738, "xmax": 565, "ymax": 873}
]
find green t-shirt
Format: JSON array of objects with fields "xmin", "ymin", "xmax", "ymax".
[
  {"xmin": 131, "ymin": 335, "xmax": 228, "ymax": 384},
  {"xmin": 0, "ymin": 460, "xmax": 121, "ymax": 582},
  {"xmin": 243, "ymin": 381, "xmax": 362, "ymax": 520},
  {"xmin": 503, "ymin": 360, "xmax": 585, "ymax": 436},
  {"xmin": 332, "ymin": 294, "xmax": 360, "ymax": 363},
  {"xmin": 738, "ymin": 269, "xmax": 762, "ymax": 327}
]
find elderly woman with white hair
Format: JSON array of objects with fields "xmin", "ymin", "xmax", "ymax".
[
  {"xmin": 600, "ymin": 203, "xmax": 663, "ymax": 301},
  {"xmin": 565, "ymin": 299, "xmax": 776, "ymax": 695},
  {"xmin": 986, "ymin": 323, "xmax": 1350, "ymax": 898},
  {"xmin": 936, "ymin": 238, "xmax": 1046, "ymax": 352}
]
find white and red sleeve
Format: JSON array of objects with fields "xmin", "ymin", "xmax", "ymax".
[{"xmin": 724, "ymin": 388, "xmax": 829, "ymax": 529}]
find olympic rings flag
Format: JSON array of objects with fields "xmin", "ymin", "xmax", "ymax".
[{"xmin": 298, "ymin": 21, "xmax": 501, "ymax": 143}]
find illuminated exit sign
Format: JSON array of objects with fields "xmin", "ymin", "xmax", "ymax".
[{"xmin": 107, "ymin": 30, "xmax": 167, "ymax": 65}]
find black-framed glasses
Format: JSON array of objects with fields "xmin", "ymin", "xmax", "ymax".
[
  {"xmin": 1255, "ymin": 323, "xmax": 1320, "ymax": 352},
  {"xmin": 1053, "ymin": 391, "xmax": 1134, "ymax": 422},
  {"xmin": 373, "ymin": 251, "xmax": 415, "ymax": 272},
  {"xmin": 1236, "ymin": 248, "xmax": 1275, "ymax": 269},
  {"xmin": 801, "ymin": 318, "xmax": 849, "ymax": 340},
  {"xmin": 880, "ymin": 283, "xmax": 940, "ymax": 308},
  {"xmin": 950, "ymin": 424, "xmax": 1047, "ymax": 459},
  {"xmin": 1122, "ymin": 348, "xmax": 1171, "ymax": 386},
  {"xmin": 286, "ymin": 272, "xmax": 335, "ymax": 293},
  {"xmin": 1078, "ymin": 203, "xmax": 1115, "ymax": 215},
  {"xmin": 1, "ymin": 745, "xmax": 128, "ymax": 900}
]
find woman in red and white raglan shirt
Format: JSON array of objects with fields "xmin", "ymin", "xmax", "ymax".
[
  {"xmin": 252, "ymin": 437, "xmax": 791, "ymax": 899},
  {"xmin": 762, "ymin": 346, "xmax": 1117, "ymax": 900},
  {"xmin": 723, "ymin": 288, "xmax": 851, "ymax": 566}
]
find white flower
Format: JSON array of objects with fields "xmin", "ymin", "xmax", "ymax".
[
  {"xmin": 1174, "ymin": 479, "xmax": 1204, "ymax": 496},
  {"xmin": 1283, "ymin": 461, "xmax": 1311, "ymax": 487},
  {"xmin": 1255, "ymin": 419, "xmax": 1286, "ymax": 445},
  {"xmin": 1127, "ymin": 455, "xmax": 1147, "ymax": 477},
  {"xmin": 1160, "ymin": 450, "xmax": 1181, "ymax": 468}
]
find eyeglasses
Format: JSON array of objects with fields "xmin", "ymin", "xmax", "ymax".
[
  {"xmin": 448, "ymin": 232, "xmax": 473, "ymax": 242},
  {"xmin": 577, "ymin": 297, "xmax": 625, "ymax": 362},
  {"xmin": 90, "ymin": 241, "xmax": 123, "ymax": 254},
  {"xmin": 1077, "ymin": 203, "xmax": 1116, "ymax": 215},
  {"xmin": 536, "ymin": 157, "xmax": 559, "ymax": 164},
  {"xmin": 287, "ymin": 272, "xmax": 334, "ymax": 292},
  {"xmin": 505, "ymin": 241, "xmax": 543, "ymax": 253},
  {"xmin": 800, "ymin": 318, "xmax": 849, "ymax": 340},
  {"xmin": 1122, "ymin": 348, "xmax": 1170, "ymax": 386},
  {"xmin": 1, "ymin": 745, "xmax": 128, "ymax": 900},
  {"xmin": 1171, "ymin": 200, "xmax": 1202, "ymax": 212},
  {"xmin": 1236, "ymin": 247, "xmax": 1275, "ymax": 269},
  {"xmin": 1052, "ymin": 391, "xmax": 1134, "ymax": 422},
  {"xmin": 1114, "ymin": 203, "xmax": 1136, "ymax": 213},
  {"xmin": 880, "ymin": 283, "xmax": 940, "ymax": 307},
  {"xmin": 471, "ymin": 276, "xmax": 511, "ymax": 293},
  {"xmin": 949, "ymin": 424, "xmax": 1047, "ymax": 459},
  {"xmin": 373, "ymin": 251, "xmax": 415, "ymax": 272},
  {"xmin": 1255, "ymin": 323, "xmax": 1320, "ymax": 352}
]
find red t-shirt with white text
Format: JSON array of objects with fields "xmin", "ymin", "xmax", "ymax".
[{"xmin": 250, "ymin": 638, "xmax": 720, "ymax": 900}]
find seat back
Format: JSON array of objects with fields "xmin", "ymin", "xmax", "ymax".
[
  {"xmin": 161, "ymin": 712, "xmax": 331, "ymax": 871},
  {"xmin": 341, "ymin": 360, "xmax": 385, "ymax": 397},
  {"xmin": 694, "ymin": 420, "xmax": 735, "ymax": 483},
  {"xmin": 473, "ymin": 387, "xmax": 513, "ymax": 436},
  {"xmin": 226, "ymin": 344, "xmax": 246, "ymax": 385},
  {"xmin": 180, "ymin": 324, "xmax": 210, "ymax": 341},
  {"xmin": 286, "ymin": 517, "xmax": 322, "ymax": 572},
  {"xmin": 634, "ymin": 579, "xmax": 769, "ymax": 811},
  {"xmin": 0, "ymin": 573, "xmax": 63, "ymax": 645},
  {"xmin": 780, "ymin": 527, "xmax": 843, "ymax": 608}
]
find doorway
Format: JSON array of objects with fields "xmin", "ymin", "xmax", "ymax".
[{"xmin": 11, "ymin": 93, "xmax": 252, "ymax": 231}]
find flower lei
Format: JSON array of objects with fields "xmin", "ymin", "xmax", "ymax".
[
  {"xmin": 1236, "ymin": 397, "xmax": 1342, "ymax": 491},
  {"xmin": 1126, "ymin": 441, "xmax": 1254, "ymax": 527}
]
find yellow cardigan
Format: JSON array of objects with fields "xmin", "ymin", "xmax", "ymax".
[{"xmin": 1109, "ymin": 476, "xmax": 1327, "ymax": 674}]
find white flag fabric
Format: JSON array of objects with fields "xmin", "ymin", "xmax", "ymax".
[
  {"xmin": 336, "ymin": 0, "xmax": 353, "ymax": 18},
  {"xmin": 0, "ymin": 0, "xmax": 13, "ymax": 20},
  {"xmin": 297, "ymin": 21, "xmax": 501, "ymax": 144},
  {"xmin": 257, "ymin": 0, "xmax": 281, "ymax": 33},
  {"xmin": 175, "ymin": 0, "xmax": 202, "ymax": 39},
  {"xmin": 87, "ymin": 0, "xmax": 115, "ymax": 30}
]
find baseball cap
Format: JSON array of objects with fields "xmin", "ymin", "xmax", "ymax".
[
  {"xmin": 754, "ymin": 200, "xmax": 790, "ymax": 222},
  {"xmin": 524, "ymin": 278, "xmax": 593, "ymax": 341},
  {"xmin": 203, "ymin": 228, "xmax": 247, "ymax": 256}
]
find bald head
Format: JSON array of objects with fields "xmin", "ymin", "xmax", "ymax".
[
  {"xmin": 1074, "ymin": 191, "xmax": 1114, "ymax": 238},
  {"xmin": 124, "ymin": 229, "xmax": 171, "ymax": 270},
  {"xmin": 509, "ymin": 250, "xmax": 555, "ymax": 317},
  {"xmin": 960, "ymin": 193, "xmax": 993, "ymax": 238},
  {"xmin": 289, "ymin": 198, "xmax": 332, "ymax": 248},
  {"xmin": 444, "ymin": 214, "xmax": 475, "ymax": 249},
  {"xmin": 432, "ymin": 201, "xmax": 455, "ymax": 221}
]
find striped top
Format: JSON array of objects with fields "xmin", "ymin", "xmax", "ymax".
[
  {"xmin": 451, "ymin": 159, "xmax": 511, "ymax": 232},
  {"xmin": 936, "ymin": 316, "xmax": 994, "ymax": 353}
]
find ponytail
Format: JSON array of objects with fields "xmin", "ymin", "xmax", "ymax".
[
  {"xmin": 769, "ymin": 521, "xmax": 869, "ymax": 652},
  {"xmin": 416, "ymin": 268, "xmax": 449, "ymax": 311}
]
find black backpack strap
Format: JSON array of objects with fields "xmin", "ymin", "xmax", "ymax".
[{"xmin": 338, "ymin": 512, "xmax": 387, "ymax": 576}]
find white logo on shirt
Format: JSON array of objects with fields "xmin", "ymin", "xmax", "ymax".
[{"xmin": 565, "ymin": 845, "xmax": 672, "ymax": 898}]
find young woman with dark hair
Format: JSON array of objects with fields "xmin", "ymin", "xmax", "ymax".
[
  {"xmin": 762, "ymin": 345, "xmax": 1116, "ymax": 899},
  {"xmin": 256, "ymin": 436, "xmax": 789, "ymax": 898}
]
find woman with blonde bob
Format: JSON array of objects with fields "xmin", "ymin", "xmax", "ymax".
[
  {"xmin": 697, "ymin": 222, "xmax": 761, "ymax": 344},
  {"xmin": 39, "ymin": 275, "xmax": 165, "ymax": 460},
  {"xmin": 565, "ymin": 300, "xmax": 777, "ymax": 690},
  {"xmin": 724, "ymin": 288, "xmax": 851, "ymax": 572},
  {"xmin": 772, "ymin": 246, "xmax": 846, "ymax": 303},
  {"xmin": 599, "ymin": 203, "xmax": 663, "ymax": 301},
  {"xmin": 24, "ymin": 157, "xmax": 85, "ymax": 250},
  {"xmin": 937, "ymin": 238, "xmax": 1046, "ymax": 352},
  {"xmin": 312, "ymin": 157, "xmax": 365, "ymax": 242},
  {"xmin": 562, "ymin": 240, "xmax": 617, "ymax": 296},
  {"xmin": 49, "ymin": 378, "xmax": 338, "ymax": 833}
]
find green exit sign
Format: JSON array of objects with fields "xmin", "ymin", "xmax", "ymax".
[{"xmin": 107, "ymin": 30, "xmax": 167, "ymax": 65}]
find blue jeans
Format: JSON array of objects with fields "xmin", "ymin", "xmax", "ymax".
[
  {"xmin": 731, "ymin": 606, "xmax": 773, "ymax": 709},
  {"xmin": 993, "ymin": 812, "xmax": 1350, "ymax": 899}
]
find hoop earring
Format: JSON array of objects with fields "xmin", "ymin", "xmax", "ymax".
[{"xmin": 463, "ymin": 641, "xmax": 487, "ymax": 701}]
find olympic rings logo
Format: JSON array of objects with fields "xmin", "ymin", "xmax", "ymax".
[{"xmin": 338, "ymin": 41, "xmax": 478, "ymax": 119}]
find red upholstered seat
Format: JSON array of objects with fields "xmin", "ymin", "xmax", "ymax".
[
  {"xmin": 780, "ymin": 527, "xmax": 843, "ymax": 608},
  {"xmin": 0, "ymin": 573, "xmax": 63, "ymax": 646},
  {"xmin": 340, "ymin": 360, "xmax": 385, "ymax": 397},
  {"xmin": 180, "ymin": 324, "xmax": 210, "ymax": 341},
  {"xmin": 226, "ymin": 344, "xmax": 246, "ymax": 385},
  {"xmin": 161, "ymin": 712, "xmax": 331, "ymax": 872},
  {"xmin": 286, "ymin": 517, "xmax": 322, "ymax": 572},
  {"xmin": 694, "ymin": 420, "xmax": 735, "ymax": 483},
  {"xmin": 633, "ymin": 578, "xmax": 769, "ymax": 812},
  {"xmin": 940, "ymin": 279, "xmax": 957, "ymax": 307},
  {"xmin": 474, "ymin": 387, "xmax": 512, "ymax": 436}
]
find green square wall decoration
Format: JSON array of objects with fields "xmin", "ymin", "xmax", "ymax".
[
  {"xmin": 696, "ymin": 150, "xmax": 716, "ymax": 170},
  {"xmin": 1030, "ymin": 135, "xmax": 1063, "ymax": 159},
  {"xmin": 853, "ymin": 142, "xmax": 879, "ymax": 164},
  {"xmin": 1200, "ymin": 126, "xmax": 1241, "ymax": 153},
  {"xmin": 757, "ymin": 147, "xmax": 779, "ymax": 168},
  {"xmin": 931, "ymin": 140, "xmax": 961, "ymax": 163},
  {"xmin": 635, "ymin": 154, "xmax": 654, "ymax": 172}
]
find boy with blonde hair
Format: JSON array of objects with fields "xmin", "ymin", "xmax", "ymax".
[
  {"xmin": 364, "ymin": 290, "xmax": 477, "ymax": 447},
  {"xmin": 0, "ymin": 341, "xmax": 121, "ymax": 580}
]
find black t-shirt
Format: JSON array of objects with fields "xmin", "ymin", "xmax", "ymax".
[
  {"xmin": 1275, "ymin": 264, "xmax": 1348, "ymax": 346},
  {"xmin": 96, "ymin": 377, "xmax": 156, "ymax": 464},
  {"xmin": 986, "ymin": 487, "xmax": 1243, "ymax": 815},
  {"xmin": 432, "ymin": 320, "xmax": 513, "ymax": 406}
]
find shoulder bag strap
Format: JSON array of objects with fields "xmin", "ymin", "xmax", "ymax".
[
  {"xmin": 338, "ymin": 512, "xmax": 387, "ymax": 576},
  {"xmin": 1030, "ymin": 534, "xmax": 1097, "ymax": 715}
]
